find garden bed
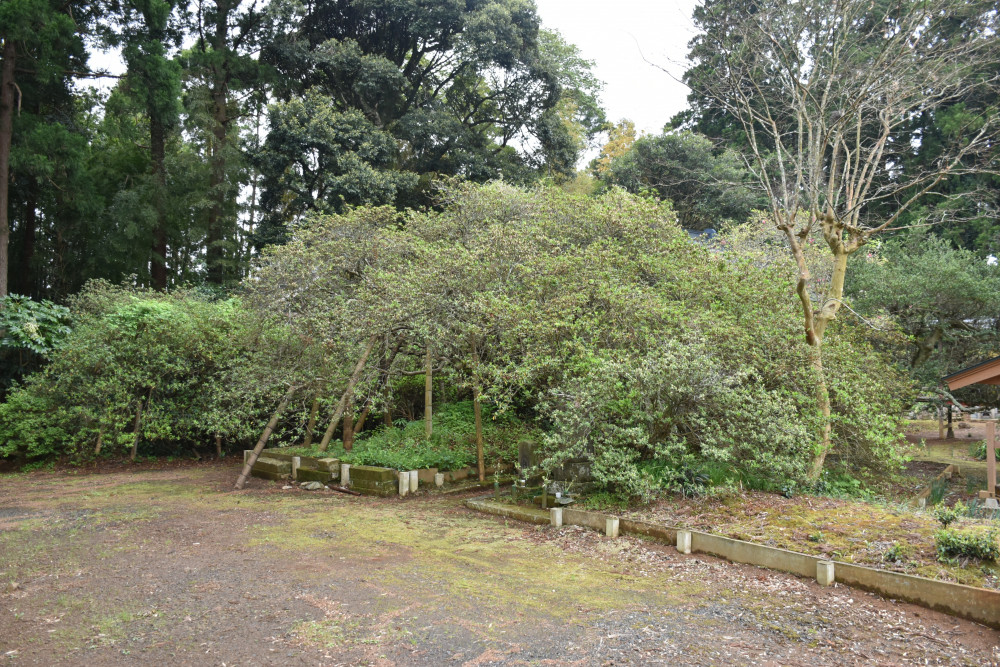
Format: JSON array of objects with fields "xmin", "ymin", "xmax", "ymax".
[{"xmin": 612, "ymin": 490, "xmax": 999, "ymax": 590}]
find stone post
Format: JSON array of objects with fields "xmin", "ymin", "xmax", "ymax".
[
  {"xmin": 398, "ymin": 471, "xmax": 409, "ymax": 496},
  {"xmin": 409, "ymin": 470, "xmax": 419, "ymax": 492},
  {"xmin": 605, "ymin": 517, "xmax": 619, "ymax": 538},
  {"xmin": 291, "ymin": 456, "xmax": 300, "ymax": 480},
  {"xmin": 550, "ymin": 507, "xmax": 563, "ymax": 527},
  {"xmin": 677, "ymin": 530, "xmax": 692, "ymax": 555},
  {"xmin": 987, "ymin": 421, "xmax": 997, "ymax": 498},
  {"xmin": 340, "ymin": 463, "xmax": 351, "ymax": 486},
  {"xmin": 434, "ymin": 473, "xmax": 444, "ymax": 487},
  {"xmin": 817, "ymin": 560, "xmax": 835, "ymax": 586}
]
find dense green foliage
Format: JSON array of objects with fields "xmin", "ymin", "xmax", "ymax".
[
  {"xmin": 0, "ymin": 283, "xmax": 306, "ymax": 462},
  {"xmin": 597, "ymin": 130, "xmax": 762, "ymax": 230},
  {"xmin": 935, "ymin": 527, "xmax": 1000, "ymax": 562},
  {"xmin": 848, "ymin": 235, "xmax": 1000, "ymax": 390},
  {"xmin": 1, "ymin": 0, "xmax": 602, "ymax": 299},
  {"xmin": 247, "ymin": 184, "xmax": 911, "ymax": 497}
]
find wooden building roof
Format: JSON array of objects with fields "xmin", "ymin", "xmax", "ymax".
[{"xmin": 943, "ymin": 355, "xmax": 1000, "ymax": 391}]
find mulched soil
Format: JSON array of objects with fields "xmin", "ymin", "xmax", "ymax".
[{"xmin": 0, "ymin": 462, "xmax": 998, "ymax": 665}]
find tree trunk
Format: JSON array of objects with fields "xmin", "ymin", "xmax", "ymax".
[
  {"xmin": 424, "ymin": 345, "xmax": 433, "ymax": 440},
  {"xmin": 355, "ymin": 335, "xmax": 403, "ymax": 435},
  {"xmin": 94, "ymin": 427, "xmax": 104, "ymax": 456},
  {"xmin": 0, "ymin": 40, "xmax": 16, "ymax": 298},
  {"xmin": 235, "ymin": 384, "xmax": 299, "ymax": 489},
  {"xmin": 150, "ymin": 114, "xmax": 168, "ymax": 290},
  {"xmin": 318, "ymin": 335, "xmax": 378, "ymax": 452},
  {"xmin": 215, "ymin": 433, "xmax": 223, "ymax": 458},
  {"xmin": 205, "ymin": 0, "xmax": 231, "ymax": 285},
  {"xmin": 800, "ymin": 240, "xmax": 849, "ymax": 481},
  {"xmin": 129, "ymin": 394, "xmax": 148, "ymax": 462},
  {"xmin": 302, "ymin": 396, "xmax": 320, "ymax": 447},
  {"xmin": 912, "ymin": 327, "xmax": 944, "ymax": 368},
  {"xmin": 354, "ymin": 401, "xmax": 371, "ymax": 435},
  {"xmin": 343, "ymin": 391, "xmax": 355, "ymax": 451},
  {"xmin": 472, "ymin": 337, "xmax": 485, "ymax": 482}
]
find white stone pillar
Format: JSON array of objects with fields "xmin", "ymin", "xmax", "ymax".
[
  {"xmin": 817, "ymin": 560, "xmax": 835, "ymax": 586},
  {"xmin": 677, "ymin": 530, "xmax": 692, "ymax": 555},
  {"xmin": 550, "ymin": 507, "xmax": 563, "ymax": 527},
  {"xmin": 398, "ymin": 471, "xmax": 410, "ymax": 496},
  {"xmin": 340, "ymin": 463, "xmax": 350, "ymax": 486}
]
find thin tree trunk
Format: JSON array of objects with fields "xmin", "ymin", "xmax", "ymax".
[
  {"xmin": 383, "ymin": 378, "xmax": 393, "ymax": 427},
  {"xmin": 206, "ymin": 0, "xmax": 231, "ymax": 285},
  {"xmin": 129, "ymin": 392, "xmax": 150, "ymax": 462},
  {"xmin": 302, "ymin": 396, "xmax": 320, "ymax": 447},
  {"xmin": 94, "ymin": 427, "xmax": 104, "ymax": 456},
  {"xmin": 318, "ymin": 335, "xmax": 378, "ymax": 452},
  {"xmin": 0, "ymin": 40, "xmax": 16, "ymax": 298},
  {"xmin": 354, "ymin": 401, "xmax": 371, "ymax": 435},
  {"xmin": 471, "ymin": 336, "xmax": 485, "ymax": 482},
  {"xmin": 235, "ymin": 384, "xmax": 299, "ymax": 490},
  {"xmin": 215, "ymin": 433, "xmax": 223, "ymax": 458},
  {"xmin": 356, "ymin": 335, "xmax": 404, "ymax": 435},
  {"xmin": 912, "ymin": 327, "xmax": 944, "ymax": 368},
  {"xmin": 343, "ymin": 391, "xmax": 355, "ymax": 451},
  {"xmin": 424, "ymin": 345, "xmax": 433, "ymax": 441}
]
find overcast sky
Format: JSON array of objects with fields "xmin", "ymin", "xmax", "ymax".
[{"xmin": 534, "ymin": 0, "xmax": 700, "ymax": 136}]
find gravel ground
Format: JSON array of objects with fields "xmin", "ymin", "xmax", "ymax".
[{"xmin": 1, "ymin": 461, "xmax": 998, "ymax": 666}]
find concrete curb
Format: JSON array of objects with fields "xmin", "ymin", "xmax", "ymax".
[{"xmin": 464, "ymin": 498, "xmax": 1000, "ymax": 629}]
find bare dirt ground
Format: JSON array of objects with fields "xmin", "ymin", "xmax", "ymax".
[{"xmin": 1, "ymin": 462, "xmax": 998, "ymax": 666}]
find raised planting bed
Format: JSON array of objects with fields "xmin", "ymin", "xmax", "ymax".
[{"xmin": 614, "ymin": 490, "xmax": 1000, "ymax": 591}]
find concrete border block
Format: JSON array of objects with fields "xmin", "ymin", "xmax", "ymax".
[
  {"xmin": 817, "ymin": 560, "xmax": 835, "ymax": 586},
  {"xmin": 398, "ymin": 471, "xmax": 409, "ymax": 496},
  {"xmin": 550, "ymin": 507, "xmax": 563, "ymax": 527},
  {"xmin": 677, "ymin": 530, "xmax": 692, "ymax": 555},
  {"xmin": 605, "ymin": 517, "xmax": 619, "ymax": 538}
]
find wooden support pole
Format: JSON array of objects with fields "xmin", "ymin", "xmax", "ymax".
[
  {"xmin": 235, "ymin": 384, "xmax": 299, "ymax": 489},
  {"xmin": 471, "ymin": 335, "xmax": 485, "ymax": 482},
  {"xmin": 938, "ymin": 407, "xmax": 945, "ymax": 440},
  {"xmin": 987, "ymin": 421, "xmax": 997, "ymax": 498},
  {"xmin": 424, "ymin": 345, "xmax": 433, "ymax": 441},
  {"xmin": 947, "ymin": 407, "xmax": 954, "ymax": 439},
  {"xmin": 302, "ymin": 397, "xmax": 320, "ymax": 447},
  {"xmin": 317, "ymin": 335, "xmax": 378, "ymax": 452}
]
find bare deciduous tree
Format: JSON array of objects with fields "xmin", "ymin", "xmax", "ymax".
[{"xmin": 691, "ymin": 0, "xmax": 1000, "ymax": 476}]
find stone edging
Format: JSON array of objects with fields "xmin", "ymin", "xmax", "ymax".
[{"xmin": 464, "ymin": 499, "xmax": 1000, "ymax": 630}]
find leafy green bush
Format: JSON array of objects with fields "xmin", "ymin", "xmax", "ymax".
[
  {"xmin": 970, "ymin": 441, "xmax": 987, "ymax": 461},
  {"xmin": 0, "ymin": 283, "xmax": 297, "ymax": 463},
  {"xmin": 933, "ymin": 501, "xmax": 966, "ymax": 528},
  {"xmin": 283, "ymin": 402, "xmax": 528, "ymax": 471},
  {"xmin": 935, "ymin": 527, "xmax": 999, "ymax": 562}
]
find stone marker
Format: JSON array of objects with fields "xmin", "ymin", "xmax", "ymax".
[
  {"xmin": 434, "ymin": 472, "xmax": 445, "ymax": 487},
  {"xmin": 550, "ymin": 507, "xmax": 563, "ymax": 527},
  {"xmin": 677, "ymin": 530, "xmax": 692, "ymax": 554},
  {"xmin": 817, "ymin": 560, "xmax": 835, "ymax": 586},
  {"xmin": 409, "ymin": 470, "xmax": 419, "ymax": 492},
  {"xmin": 341, "ymin": 463, "xmax": 351, "ymax": 486},
  {"xmin": 605, "ymin": 517, "xmax": 619, "ymax": 538},
  {"xmin": 291, "ymin": 456, "xmax": 301, "ymax": 480},
  {"xmin": 398, "ymin": 471, "xmax": 409, "ymax": 496}
]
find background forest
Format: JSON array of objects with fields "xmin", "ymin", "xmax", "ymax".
[{"xmin": 1, "ymin": 0, "xmax": 999, "ymax": 497}]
